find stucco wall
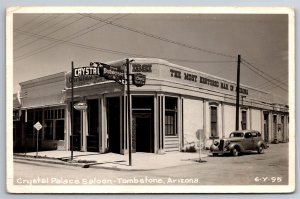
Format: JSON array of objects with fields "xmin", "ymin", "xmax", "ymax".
[
  {"xmin": 183, "ymin": 98, "xmax": 204, "ymax": 145},
  {"xmin": 223, "ymin": 105, "xmax": 236, "ymax": 137},
  {"xmin": 251, "ymin": 109, "xmax": 262, "ymax": 132}
]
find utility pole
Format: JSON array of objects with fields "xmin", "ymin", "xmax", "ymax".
[
  {"xmin": 126, "ymin": 59, "xmax": 132, "ymax": 166},
  {"xmin": 71, "ymin": 62, "xmax": 74, "ymax": 161},
  {"xmin": 235, "ymin": 55, "xmax": 241, "ymax": 131}
]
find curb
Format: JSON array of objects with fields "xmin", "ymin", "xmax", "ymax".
[
  {"xmin": 14, "ymin": 156, "xmax": 85, "ymax": 168},
  {"xmin": 14, "ymin": 156, "xmax": 155, "ymax": 171},
  {"xmin": 13, "ymin": 153, "xmax": 210, "ymax": 171}
]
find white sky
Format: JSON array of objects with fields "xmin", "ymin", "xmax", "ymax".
[{"xmin": 13, "ymin": 13, "xmax": 289, "ymax": 103}]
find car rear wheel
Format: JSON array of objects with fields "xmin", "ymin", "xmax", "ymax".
[
  {"xmin": 257, "ymin": 145, "xmax": 264, "ymax": 154},
  {"xmin": 231, "ymin": 148, "xmax": 240, "ymax": 157}
]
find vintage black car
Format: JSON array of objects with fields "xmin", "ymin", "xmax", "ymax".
[{"xmin": 210, "ymin": 130, "xmax": 268, "ymax": 156}]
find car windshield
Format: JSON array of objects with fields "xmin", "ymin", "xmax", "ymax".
[{"xmin": 229, "ymin": 132, "xmax": 244, "ymax": 138}]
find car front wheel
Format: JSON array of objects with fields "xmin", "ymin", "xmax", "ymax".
[
  {"xmin": 257, "ymin": 145, "xmax": 264, "ymax": 154},
  {"xmin": 231, "ymin": 148, "xmax": 240, "ymax": 157}
]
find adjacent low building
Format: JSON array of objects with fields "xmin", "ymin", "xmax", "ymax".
[{"xmin": 13, "ymin": 58, "xmax": 289, "ymax": 154}]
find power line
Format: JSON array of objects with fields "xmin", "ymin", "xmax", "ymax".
[
  {"xmin": 241, "ymin": 62, "xmax": 287, "ymax": 92},
  {"xmin": 14, "ymin": 14, "xmax": 124, "ymax": 61},
  {"xmin": 14, "ymin": 14, "xmax": 44, "ymax": 38},
  {"xmin": 242, "ymin": 58, "xmax": 287, "ymax": 91},
  {"xmin": 14, "ymin": 14, "xmax": 75, "ymax": 50},
  {"xmin": 259, "ymin": 79, "xmax": 288, "ymax": 91},
  {"xmin": 14, "ymin": 14, "xmax": 60, "ymax": 46},
  {"xmin": 15, "ymin": 28, "xmax": 235, "ymax": 65},
  {"xmin": 80, "ymin": 14, "xmax": 236, "ymax": 60},
  {"xmin": 257, "ymin": 73, "xmax": 288, "ymax": 89},
  {"xmin": 15, "ymin": 15, "xmax": 85, "ymax": 51},
  {"xmin": 14, "ymin": 14, "xmax": 44, "ymax": 41}
]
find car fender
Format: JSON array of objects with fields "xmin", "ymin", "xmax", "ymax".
[
  {"xmin": 228, "ymin": 143, "xmax": 245, "ymax": 152},
  {"xmin": 256, "ymin": 140, "xmax": 266, "ymax": 148}
]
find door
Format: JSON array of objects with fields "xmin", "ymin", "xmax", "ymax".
[
  {"xmin": 263, "ymin": 113, "xmax": 269, "ymax": 142},
  {"xmin": 132, "ymin": 113, "xmax": 153, "ymax": 153},
  {"xmin": 87, "ymin": 99, "xmax": 99, "ymax": 152},
  {"xmin": 273, "ymin": 115, "xmax": 277, "ymax": 142},
  {"xmin": 107, "ymin": 97, "xmax": 120, "ymax": 153},
  {"xmin": 243, "ymin": 132, "xmax": 254, "ymax": 150}
]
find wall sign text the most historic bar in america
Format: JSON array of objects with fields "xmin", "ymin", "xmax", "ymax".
[{"xmin": 170, "ymin": 68, "xmax": 248, "ymax": 95}]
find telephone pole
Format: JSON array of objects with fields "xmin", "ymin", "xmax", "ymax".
[
  {"xmin": 235, "ymin": 55, "xmax": 241, "ymax": 131},
  {"xmin": 126, "ymin": 59, "xmax": 132, "ymax": 166},
  {"xmin": 71, "ymin": 62, "xmax": 74, "ymax": 161}
]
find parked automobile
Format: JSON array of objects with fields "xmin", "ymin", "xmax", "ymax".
[{"xmin": 210, "ymin": 130, "xmax": 268, "ymax": 156}]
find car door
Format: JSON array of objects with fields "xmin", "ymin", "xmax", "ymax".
[
  {"xmin": 243, "ymin": 132, "xmax": 254, "ymax": 150},
  {"xmin": 251, "ymin": 132, "xmax": 259, "ymax": 150}
]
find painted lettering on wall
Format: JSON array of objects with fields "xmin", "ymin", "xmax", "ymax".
[
  {"xmin": 184, "ymin": 73, "xmax": 197, "ymax": 82},
  {"xmin": 169, "ymin": 68, "xmax": 248, "ymax": 95},
  {"xmin": 170, "ymin": 69, "xmax": 181, "ymax": 78},
  {"xmin": 199, "ymin": 76, "xmax": 219, "ymax": 87},
  {"xmin": 132, "ymin": 64, "xmax": 152, "ymax": 73}
]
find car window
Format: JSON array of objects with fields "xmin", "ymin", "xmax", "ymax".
[
  {"xmin": 245, "ymin": 132, "xmax": 252, "ymax": 138},
  {"xmin": 257, "ymin": 132, "xmax": 261, "ymax": 137},
  {"xmin": 230, "ymin": 132, "xmax": 244, "ymax": 137},
  {"xmin": 251, "ymin": 132, "xmax": 257, "ymax": 137}
]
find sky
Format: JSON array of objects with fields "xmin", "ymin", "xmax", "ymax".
[{"xmin": 13, "ymin": 12, "xmax": 289, "ymax": 103}]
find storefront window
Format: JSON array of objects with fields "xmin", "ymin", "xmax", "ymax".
[
  {"xmin": 165, "ymin": 97, "xmax": 177, "ymax": 136},
  {"xmin": 44, "ymin": 120, "xmax": 53, "ymax": 140},
  {"xmin": 44, "ymin": 108, "xmax": 65, "ymax": 140}
]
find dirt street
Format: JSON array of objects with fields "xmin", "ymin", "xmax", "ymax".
[{"xmin": 13, "ymin": 143, "xmax": 289, "ymax": 186}]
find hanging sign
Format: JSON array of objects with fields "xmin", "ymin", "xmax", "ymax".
[
  {"xmin": 74, "ymin": 67, "xmax": 101, "ymax": 77},
  {"xmin": 74, "ymin": 102, "xmax": 88, "ymax": 110},
  {"xmin": 101, "ymin": 65, "xmax": 124, "ymax": 81},
  {"xmin": 133, "ymin": 73, "xmax": 146, "ymax": 87}
]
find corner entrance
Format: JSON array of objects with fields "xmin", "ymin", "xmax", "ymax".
[
  {"xmin": 132, "ymin": 113, "xmax": 153, "ymax": 152},
  {"xmin": 132, "ymin": 96, "xmax": 154, "ymax": 153}
]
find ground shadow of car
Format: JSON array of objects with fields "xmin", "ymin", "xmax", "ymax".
[{"xmin": 208, "ymin": 150, "xmax": 266, "ymax": 157}]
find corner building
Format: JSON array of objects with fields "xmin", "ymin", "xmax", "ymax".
[{"xmin": 15, "ymin": 58, "xmax": 289, "ymax": 154}]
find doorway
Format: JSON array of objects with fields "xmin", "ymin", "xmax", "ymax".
[
  {"xmin": 107, "ymin": 97, "xmax": 120, "ymax": 153},
  {"xmin": 87, "ymin": 99, "xmax": 99, "ymax": 152},
  {"xmin": 273, "ymin": 115, "xmax": 278, "ymax": 142},
  {"xmin": 132, "ymin": 113, "xmax": 153, "ymax": 153},
  {"xmin": 263, "ymin": 112, "xmax": 269, "ymax": 142},
  {"xmin": 132, "ymin": 96, "xmax": 154, "ymax": 153}
]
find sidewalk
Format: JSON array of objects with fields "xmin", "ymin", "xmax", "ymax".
[{"xmin": 14, "ymin": 150, "xmax": 209, "ymax": 171}]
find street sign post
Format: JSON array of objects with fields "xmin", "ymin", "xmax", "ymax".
[
  {"xmin": 196, "ymin": 129, "xmax": 206, "ymax": 163},
  {"xmin": 33, "ymin": 121, "xmax": 43, "ymax": 157}
]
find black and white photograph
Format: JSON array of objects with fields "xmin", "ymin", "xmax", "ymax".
[{"xmin": 6, "ymin": 7, "xmax": 295, "ymax": 193}]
